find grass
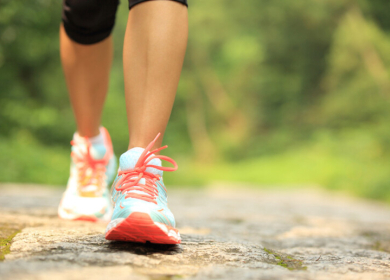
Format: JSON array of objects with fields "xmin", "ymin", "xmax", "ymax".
[
  {"xmin": 361, "ymin": 231, "xmax": 390, "ymax": 253},
  {"xmin": 0, "ymin": 224, "xmax": 22, "ymax": 261},
  {"xmin": 263, "ymin": 248, "xmax": 307, "ymax": 271},
  {"xmin": 168, "ymin": 142, "xmax": 390, "ymax": 203},
  {"xmin": 1, "ymin": 128, "xmax": 390, "ymax": 203},
  {"xmin": 0, "ymin": 131, "xmax": 69, "ymax": 185}
]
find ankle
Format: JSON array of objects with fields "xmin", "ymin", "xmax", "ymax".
[
  {"xmin": 128, "ymin": 139, "xmax": 163, "ymax": 152},
  {"xmin": 76, "ymin": 127, "xmax": 101, "ymax": 138},
  {"xmin": 74, "ymin": 127, "xmax": 104, "ymax": 145}
]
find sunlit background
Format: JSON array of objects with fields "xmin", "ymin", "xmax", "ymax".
[{"xmin": 1, "ymin": 0, "xmax": 390, "ymax": 202}]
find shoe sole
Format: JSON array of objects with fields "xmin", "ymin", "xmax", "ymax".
[
  {"xmin": 58, "ymin": 211, "xmax": 110, "ymax": 223},
  {"xmin": 58, "ymin": 216, "xmax": 99, "ymax": 222},
  {"xmin": 105, "ymin": 212, "xmax": 181, "ymax": 244},
  {"xmin": 58, "ymin": 199, "xmax": 112, "ymax": 223}
]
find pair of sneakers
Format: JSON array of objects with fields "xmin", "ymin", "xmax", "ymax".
[{"xmin": 58, "ymin": 127, "xmax": 180, "ymax": 244}]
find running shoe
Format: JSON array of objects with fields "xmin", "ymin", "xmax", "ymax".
[
  {"xmin": 58, "ymin": 127, "xmax": 117, "ymax": 222},
  {"xmin": 105, "ymin": 133, "xmax": 180, "ymax": 244}
]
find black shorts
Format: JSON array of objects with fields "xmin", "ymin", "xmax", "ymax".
[{"xmin": 62, "ymin": 0, "xmax": 188, "ymax": 45}]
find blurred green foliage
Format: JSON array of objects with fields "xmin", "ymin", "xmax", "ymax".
[{"xmin": 1, "ymin": 0, "xmax": 390, "ymax": 202}]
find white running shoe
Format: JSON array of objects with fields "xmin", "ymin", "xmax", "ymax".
[{"xmin": 58, "ymin": 127, "xmax": 117, "ymax": 222}]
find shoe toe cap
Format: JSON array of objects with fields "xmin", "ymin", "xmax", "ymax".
[{"xmin": 113, "ymin": 201, "xmax": 175, "ymax": 227}]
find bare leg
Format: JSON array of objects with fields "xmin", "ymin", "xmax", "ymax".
[
  {"xmin": 123, "ymin": 1, "xmax": 188, "ymax": 150},
  {"xmin": 60, "ymin": 24, "xmax": 113, "ymax": 137}
]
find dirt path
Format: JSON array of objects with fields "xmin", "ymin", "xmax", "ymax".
[{"xmin": 0, "ymin": 184, "xmax": 389, "ymax": 279}]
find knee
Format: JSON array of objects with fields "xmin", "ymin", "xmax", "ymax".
[{"xmin": 62, "ymin": 0, "xmax": 119, "ymax": 45}]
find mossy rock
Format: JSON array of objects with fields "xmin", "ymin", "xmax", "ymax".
[{"xmin": 0, "ymin": 223, "xmax": 22, "ymax": 261}]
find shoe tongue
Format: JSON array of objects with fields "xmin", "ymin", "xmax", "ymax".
[
  {"xmin": 89, "ymin": 144, "xmax": 107, "ymax": 160},
  {"xmin": 72, "ymin": 142, "xmax": 107, "ymax": 160},
  {"xmin": 73, "ymin": 133, "xmax": 107, "ymax": 160},
  {"xmin": 119, "ymin": 147, "xmax": 163, "ymax": 176}
]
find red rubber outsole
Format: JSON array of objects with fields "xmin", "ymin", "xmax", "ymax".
[
  {"xmin": 58, "ymin": 214, "xmax": 108, "ymax": 223},
  {"xmin": 105, "ymin": 212, "xmax": 181, "ymax": 244},
  {"xmin": 73, "ymin": 216, "xmax": 99, "ymax": 222}
]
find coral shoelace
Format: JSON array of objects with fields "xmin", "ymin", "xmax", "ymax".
[
  {"xmin": 115, "ymin": 133, "xmax": 178, "ymax": 204},
  {"xmin": 71, "ymin": 140, "xmax": 108, "ymax": 188}
]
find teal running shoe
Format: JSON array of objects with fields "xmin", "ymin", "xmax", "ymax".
[{"xmin": 105, "ymin": 133, "xmax": 180, "ymax": 244}]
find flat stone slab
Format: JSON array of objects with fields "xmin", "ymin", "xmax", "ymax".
[{"xmin": 0, "ymin": 184, "xmax": 389, "ymax": 279}]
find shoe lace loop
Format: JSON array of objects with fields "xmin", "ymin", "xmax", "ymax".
[
  {"xmin": 71, "ymin": 140, "xmax": 108, "ymax": 188},
  {"xmin": 115, "ymin": 133, "xmax": 178, "ymax": 204}
]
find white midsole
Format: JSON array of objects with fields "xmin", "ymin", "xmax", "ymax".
[
  {"xmin": 58, "ymin": 202, "xmax": 112, "ymax": 222},
  {"xmin": 105, "ymin": 218, "xmax": 125, "ymax": 233}
]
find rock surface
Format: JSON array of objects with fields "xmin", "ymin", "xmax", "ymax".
[{"xmin": 0, "ymin": 183, "xmax": 390, "ymax": 279}]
